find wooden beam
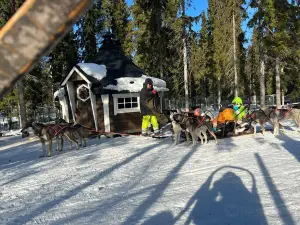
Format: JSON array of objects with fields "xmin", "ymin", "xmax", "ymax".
[
  {"xmin": 89, "ymin": 83, "xmax": 99, "ymax": 131},
  {"xmin": 0, "ymin": 0, "xmax": 93, "ymax": 99},
  {"xmin": 101, "ymin": 95, "xmax": 111, "ymax": 133}
]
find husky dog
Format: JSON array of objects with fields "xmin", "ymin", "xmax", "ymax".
[
  {"xmin": 170, "ymin": 112, "xmax": 185, "ymax": 145},
  {"xmin": 263, "ymin": 107, "xmax": 300, "ymax": 135},
  {"xmin": 171, "ymin": 112, "xmax": 218, "ymax": 146},
  {"xmin": 57, "ymin": 118, "xmax": 87, "ymax": 147},
  {"xmin": 241, "ymin": 109, "xmax": 271, "ymax": 135},
  {"xmin": 21, "ymin": 122, "xmax": 79, "ymax": 157}
]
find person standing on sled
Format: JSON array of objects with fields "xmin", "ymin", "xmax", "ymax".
[
  {"xmin": 232, "ymin": 97, "xmax": 248, "ymax": 133},
  {"xmin": 140, "ymin": 78, "xmax": 160, "ymax": 136}
]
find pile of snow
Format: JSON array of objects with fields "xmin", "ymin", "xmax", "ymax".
[
  {"xmin": 0, "ymin": 117, "xmax": 19, "ymax": 125},
  {"xmin": 1, "ymin": 129, "xmax": 22, "ymax": 136},
  {"xmin": 77, "ymin": 63, "xmax": 107, "ymax": 81},
  {"xmin": 104, "ymin": 75, "xmax": 169, "ymax": 92},
  {"xmin": 53, "ymin": 88, "xmax": 65, "ymax": 99}
]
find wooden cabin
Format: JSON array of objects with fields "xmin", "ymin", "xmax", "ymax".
[{"xmin": 55, "ymin": 33, "xmax": 168, "ymax": 134}]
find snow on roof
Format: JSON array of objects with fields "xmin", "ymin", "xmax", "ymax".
[
  {"xmin": 53, "ymin": 88, "xmax": 65, "ymax": 99},
  {"xmin": 77, "ymin": 63, "xmax": 107, "ymax": 81},
  {"xmin": 53, "ymin": 90, "xmax": 59, "ymax": 99},
  {"xmin": 103, "ymin": 75, "xmax": 169, "ymax": 92}
]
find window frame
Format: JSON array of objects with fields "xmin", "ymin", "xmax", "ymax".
[{"xmin": 112, "ymin": 93, "xmax": 140, "ymax": 115}]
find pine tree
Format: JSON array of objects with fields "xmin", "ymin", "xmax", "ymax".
[
  {"xmin": 208, "ymin": 0, "xmax": 246, "ymax": 104},
  {"xmin": 190, "ymin": 12, "xmax": 210, "ymax": 96},
  {"xmin": 76, "ymin": 0, "xmax": 104, "ymax": 62},
  {"xmin": 249, "ymin": 0, "xmax": 299, "ymax": 106},
  {"xmin": 132, "ymin": 0, "xmax": 168, "ymax": 75},
  {"xmin": 132, "ymin": 0, "xmax": 183, "ymax": 97},
  {"xmin": 0, "ymin": 88, "xmax": 19, "ymax": 129},
  {"xmin": 286, "ymin": 1, "xmax": 300, "ymax": 100},
  {"xmin": 245, "ymin": 28, "xmax": 260, "ymax": 101},
  {"xmin": 49, "ymin": 31, "xmax": 79, "ymax": 84},
  {"xmin": 0, "ymin": 0, "xmax": 27, "ymax": 127},
  {"xmin": 101, "ymin": 0, "xmax": 133, "ymax": 56}
]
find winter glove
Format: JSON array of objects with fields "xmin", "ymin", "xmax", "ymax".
[{"xmin": 152, "ymin": 89, "xmax": 157, "ymax": 94}]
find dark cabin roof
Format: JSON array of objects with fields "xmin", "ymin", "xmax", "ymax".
[{"xmin": 87, "ymin": 33, "xmax": 144, "ymax": 87}]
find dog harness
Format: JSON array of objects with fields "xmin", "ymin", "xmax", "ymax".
[
  {"xmin": 196, "ymin": 116, "xmax": 205, "ymax": 126},
  {"xmin": 276, "ymin": 107, "xmax": 293, "ymax": 119},
  {"xmin": 48, "ymin": 124, "xmax": 71, "ymax": 136}
]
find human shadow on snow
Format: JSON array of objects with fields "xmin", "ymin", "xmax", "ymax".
[
  {"xmin": 141, "ymin": 211, "xmax": 175, "ymax": 225},
  {"xmin": 175, "ymin": 165, "xmax": 268, "ymax": 225}
]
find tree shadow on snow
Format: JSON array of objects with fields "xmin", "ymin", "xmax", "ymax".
[
  {"xmin": 275, "ymin": 133, "xmax": 300, "ymax": 162},
  {"xmin": 0, "ymin": 140, "xmax": 41, "ymax": 170},
  {"xmin": 175, "ymin": 166, "xmax": 268, "ymax": 225},
  {"xmin": 53, "ymin": 144, "xmax": 199, "ymax": 225},
  {"xmin": 255, "ymin": 153, "xmax": 296, "ymax": 225},
  {"xmin": 120, "ymin": 145, "xmax": 199, "ymax": 225},
  {"xmin": 6, "ymin": 140, "xmax": 165, "ymax": 225},
  {"xmin": 0, "ymin": 135, "xmax": 126, "ymax": 172}
]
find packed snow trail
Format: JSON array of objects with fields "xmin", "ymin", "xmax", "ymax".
[{"xmin": 0, "ymin": 125, "xmax": 300, "ymax": 225}]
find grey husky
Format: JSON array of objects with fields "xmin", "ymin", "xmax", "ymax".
[
  {"xmin": 57, "ymin": 118, "xmax": 87, "ymax": 148},
  {"xmin": 170, "ymin": 112, "xmax": 218, "ymax": 146},
  {"xmin": 263, "ymin": 107, "xmax": 300, "ymax": 135},
  {"xmin": 241, "ymin": 109, "xmax": 273, "ymax": 135}
]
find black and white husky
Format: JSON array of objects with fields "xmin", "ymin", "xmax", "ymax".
[{"xmin": 170, "ymin": 111, "xmax": 218, "ymax": 146}]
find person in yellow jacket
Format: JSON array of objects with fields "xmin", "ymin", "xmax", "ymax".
[
  {"xmin": 232, "ymin": 97, "xmax": 249, "ymax": 133},
  {"xmin": 232, "ymin": 97, "xmax": 247, "ymax": 120},
  {"xmin": 139, "ymin": 78, "xmax": 160, "ymax": 136}
]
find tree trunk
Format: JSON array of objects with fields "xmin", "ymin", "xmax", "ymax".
[
  {"xmin": 17, "ymin": 83, "xmax": 27, "ymax": 128},
  {"xmin": 217, "ymin": 77, "xmax": 221, "ymax": 108},
  {"xmin": 258, "ymin": 16, "xmax": 265, "ymax": 108},
  {"xmin": 183, "ymin": 35, "xmax": 189, "ymax": 111},
  {"xmin": 159, "ymin": 62, "xmax": 165, "ymax": 111},
  {"xmin": 275, "ymin": 57, "xmax": 281, "ymax": 108},
  {"xmin": 159, "ymin": 62, "xmax": 163, "ymax": 79},
  {"xmin": 182, "ymin": 1, "xmax": 189, "ymax": 111},
  {"xmin": 232, "ymin": 12, "xmax": 238, "ymax": 97},
  {"xmin": 259, "ymin": 57, "xmax": 265, "ymax": 108}
]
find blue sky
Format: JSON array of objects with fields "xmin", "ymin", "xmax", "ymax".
[{"xmin": 125, "ymin": 0, "xmax": 254, "ymax": 48}]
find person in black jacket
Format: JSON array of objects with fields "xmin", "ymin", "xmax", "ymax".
[{"xmin": 140, "ymin": 78, "xmax": 159, "ymax": 136}]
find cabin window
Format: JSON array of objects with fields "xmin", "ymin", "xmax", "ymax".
[{"xmin": 112, "ymin": 93, "xmax": 140, "ymax": 115}]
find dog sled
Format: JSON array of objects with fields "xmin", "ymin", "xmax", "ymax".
[{"xmin": 168, "ymin": 104, "xmax": 257, "ymax": 142}]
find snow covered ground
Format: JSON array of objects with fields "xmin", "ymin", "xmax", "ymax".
[
  {"xmin": 0, "ymin": 123, "xmax": 300, "ymax": 225},
  {"xmin": 1, "ymin": 129, "xmax": 22, "ymax": 137}
]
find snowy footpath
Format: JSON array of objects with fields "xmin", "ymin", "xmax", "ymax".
[{"xmin": 0, "ymin": 123, "xmax": 300, "ymax": 225}]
